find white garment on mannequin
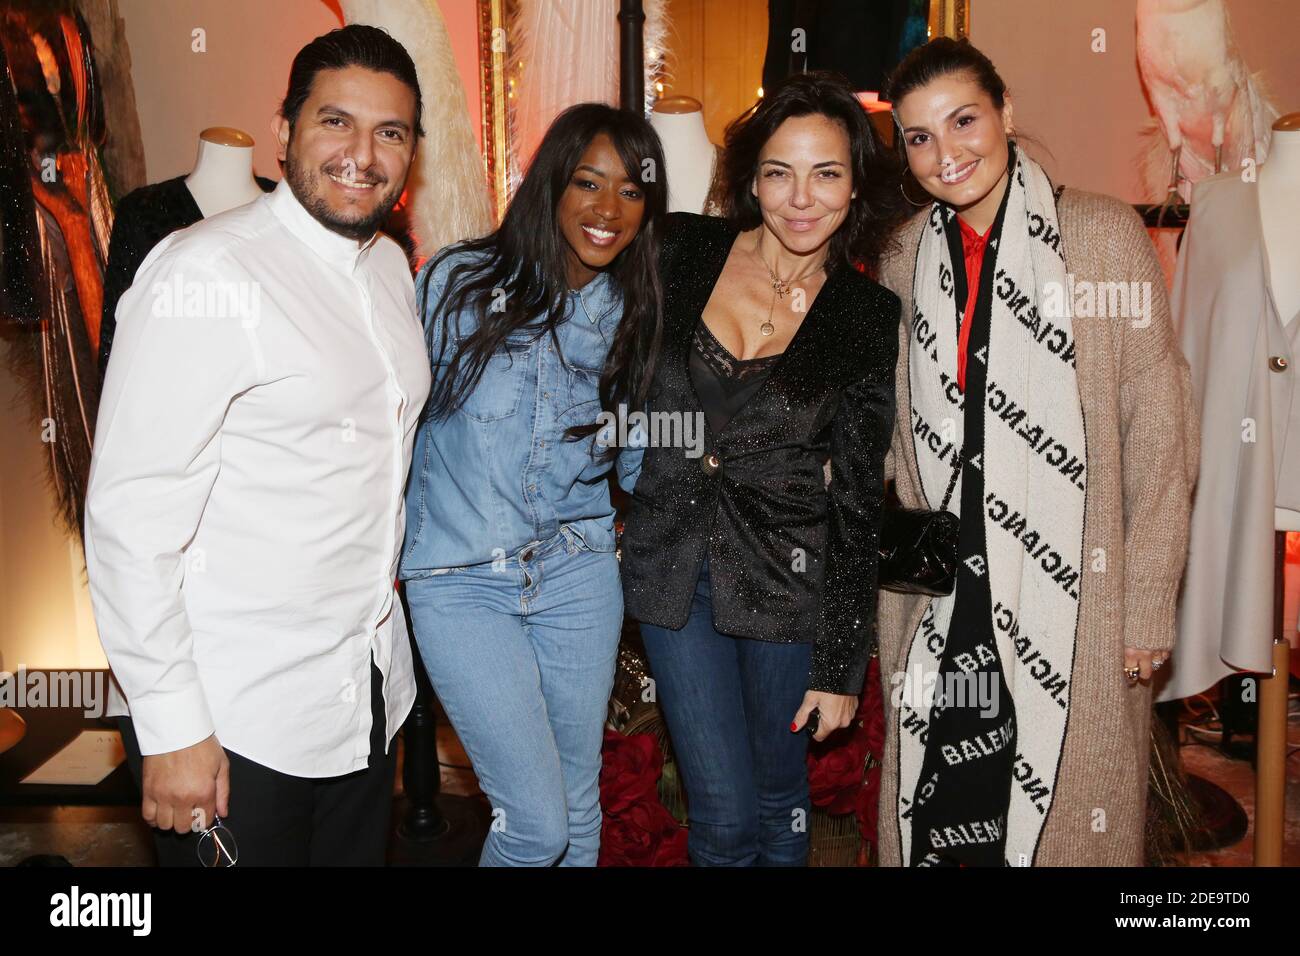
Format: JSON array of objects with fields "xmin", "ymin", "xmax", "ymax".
[
  {"xmin": 184, "ymin": 128, "xmax": 265, "ymax": 218},
  {"xmin": 651, "ymin": 99, "xmax": 715, "ymax": 214},
  {"xmin": 1165, "ymin": 170, "xmax": 1293, "ymax": 700},
  {"xmin": 1259, "ymin": 124, "xmax": 1300, "ymax": 531},
  {"xmin": 1259, "ymin": 130, "xmax": 1300, "ymax": 326}
]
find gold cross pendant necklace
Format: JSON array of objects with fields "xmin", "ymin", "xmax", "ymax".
[{"xmin": 750, "ymin": 234, "xmax": 821, "ymax": 336}]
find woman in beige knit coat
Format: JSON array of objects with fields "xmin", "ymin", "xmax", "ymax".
[{"xmin": 874, "ymin": 38, "xmax": 1198, "ymax": 866}]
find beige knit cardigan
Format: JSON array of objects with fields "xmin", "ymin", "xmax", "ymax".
[{"xmin": 875, "ymin": 188, "xmax": 1199, "ymax": 866}]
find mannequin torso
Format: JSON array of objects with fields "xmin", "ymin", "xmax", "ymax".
[
  {"xmin": 184, "ymin": 127, "xmax": 265, "ymax": 218},
  {"xmin": 651, "ymin": 98, "xmax": 716, "ymax": 214},
  {"xmin": 99, "ymin": 129, "xmax": 274, "ymax": 375}
]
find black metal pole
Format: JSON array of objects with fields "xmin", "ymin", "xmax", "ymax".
[
  {"xmin": 618, "ymin": 0, "xmax": 645, "ymax": 113},
  {"xmin": 398, "ymin": 585, "xmax": 447, "ymax": 842},
  {"xmin": 392, "ymin": 584, "xmax": 490, "ymax": 865}
]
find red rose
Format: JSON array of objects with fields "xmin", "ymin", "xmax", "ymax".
[
  {"xmin": 600, "ymin": 798, "xmax": 688, "ymax": 867},
  {"xmin": 600, "ymin": 805, "xmax": 656, "ymax": 866},
  {"xmin": 600, "ymin": 730, "xmax": 662, "ymax": 814},
  {"xmin": 649, "ymin": 814, "xmax": 689, "ymax": 866},
  {"xmin": 804, "ymin": 657, "xmax": 885, "ymax": 825},
  {"xmin": 598, "ymin": 730, "xmax": 688, "ymax": 866},
  {"xmin": 807, "ymin": 732, "xmax": 869, "ymax": 815}
]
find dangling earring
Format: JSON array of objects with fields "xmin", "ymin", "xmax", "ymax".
[{"xmin": 899, "ymin": 172, "xmax": 931, "ymax": 207}]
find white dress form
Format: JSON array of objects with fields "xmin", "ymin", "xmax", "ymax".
[
  {"xmin": 185, "ymin": 127, "xmax": 265, "ymax": 218},
  {"xmin": 651, "ymin": 97, "xmax": 716, "ymax": 215}
]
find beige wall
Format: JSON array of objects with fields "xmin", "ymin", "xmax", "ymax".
[
  {"xmin": 117, "ymin": 0, "xmax": 341, "ymax": 183},
  {"xmin": 0, "ymin": 337, "xmax": 104, "ymax": 671},
  {"xmin": 971, "ymin": 0, "xmax": 1300, "ymax": 202},
  {"xmin": 661, "ymin": 0, "xmax": 768, "ymax": 145},
  {"xmin": 117, "ymin": 0, "xmax": 483, "ymax": 183}
]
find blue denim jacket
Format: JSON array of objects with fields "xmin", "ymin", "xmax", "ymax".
[{"xmin": 400, "ymin": 244, "xmax": 641, "ymax": 575}]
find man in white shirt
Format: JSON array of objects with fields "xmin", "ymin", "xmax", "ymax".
[{"xmin": 84, "ymin": 25, "xmax": 431, "ymax": 865}]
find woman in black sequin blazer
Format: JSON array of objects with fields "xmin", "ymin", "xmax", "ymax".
[{"xmin": 617, "ymin": 72, "xmax": 904, "ymax": 866}]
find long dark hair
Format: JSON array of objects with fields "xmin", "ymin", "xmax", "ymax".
[
  {"xmin": 720, "ymin": 70, "xmax": 906, "ymax": 272},
  {"xmin": 421, "ymin": 103, "xmax": 667, "ymax": 453}
]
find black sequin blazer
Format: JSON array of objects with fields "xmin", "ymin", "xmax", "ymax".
[{"xmin": 620, "ymin": 212, "xmax": 901, "ymax": 695}]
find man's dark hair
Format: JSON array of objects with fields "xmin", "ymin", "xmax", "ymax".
[{"xmin": 280, "ymin": 24, "xmax": 424, "ymax": 137}]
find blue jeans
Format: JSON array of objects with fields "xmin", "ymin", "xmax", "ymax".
[
  {"xmin": 638, "ymin": 559, "xmax": 812, "ymax": 866},
  {"xmin": 404, "ymin": 526, "xmax": 622, "ymax": 866}
]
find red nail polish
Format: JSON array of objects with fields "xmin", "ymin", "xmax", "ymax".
[{"xmin": 790, "ymin": 721, "xmax": 798, "ymax": 731}]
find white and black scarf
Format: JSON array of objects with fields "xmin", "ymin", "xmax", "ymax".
[{"xmin": 897, "ymin": 150, "xmax": 1087, "ymax": 866}]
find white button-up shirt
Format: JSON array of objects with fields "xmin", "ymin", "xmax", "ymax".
[{"xmin": 85, "ymin": 178, "xmax": 432, "ymax": 777}]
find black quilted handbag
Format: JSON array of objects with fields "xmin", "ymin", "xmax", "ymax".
[{"xmin": 877, "ymin": 454, "xmax": 962, "ymax": 597}]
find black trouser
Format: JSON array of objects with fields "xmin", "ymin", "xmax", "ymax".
[{"xmin": 117, "ymin": 662, "xmax": 395, "ymax": 866}]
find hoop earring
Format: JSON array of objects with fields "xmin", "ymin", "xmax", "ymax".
[{"xmin": 899, "ymin": 174, "xmax": 932, "ymax": 207}]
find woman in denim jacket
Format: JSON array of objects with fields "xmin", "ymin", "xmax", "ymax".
[{"xmin": 399, "ymin": 104, "xmax": 666, "ymax": 866}]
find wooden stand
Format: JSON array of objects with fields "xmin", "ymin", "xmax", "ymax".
[{"xmin": 1254, "ymin": 530, "xmax": 1291, "ymax": 865}]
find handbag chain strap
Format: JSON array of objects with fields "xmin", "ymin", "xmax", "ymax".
[{"xmin": 938, "ymin": 445, "xmax": 963, "ymax": 513}]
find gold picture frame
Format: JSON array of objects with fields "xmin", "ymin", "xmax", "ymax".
[
  {"xmin": 928, "ymin": 0, "xmax": 971, "ymax": 40},
  {"xmin": 477, "ymin": 0, "xmax": 513, "ymax": 224}
]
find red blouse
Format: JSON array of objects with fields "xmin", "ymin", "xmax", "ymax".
[{"xmin": 956, "ymin": 215, "xmax": 992, "ymax": 393}]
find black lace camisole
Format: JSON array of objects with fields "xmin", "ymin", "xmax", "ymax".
[{"xmin": 688, "ymin": 319, "xmax": 783, "ymax": 435}]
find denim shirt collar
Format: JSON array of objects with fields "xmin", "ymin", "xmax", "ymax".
[{"xmin": 565, "ymin": 268, "xmax": 621, "ymax": 326}]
